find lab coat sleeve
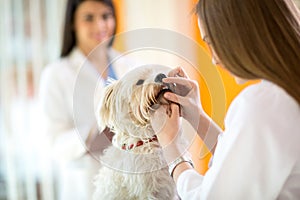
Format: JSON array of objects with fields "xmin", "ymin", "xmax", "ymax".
[
  {"xmin": 177, "ymin": 169, "xmax": 205, "ymax": 199},
  {"xmin": 176, "ymin": 87, "xmax": 298, "ymax": 199},
  {"xmin": 39, "ymin": 65, "xmax": 87, "ymax": 162}
]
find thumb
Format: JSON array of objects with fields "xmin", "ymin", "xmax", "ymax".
[{"xmin": 169, "ymin": 103, "xmax": 180, "ymax": 118}]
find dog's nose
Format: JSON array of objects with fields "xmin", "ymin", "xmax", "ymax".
[
  {"xmin": 154, "ymin": 73, "xmax": 167, "ymax": 83},
  {"xmin": 154, "ymin": 73, "xmax": 175, "ymax": 92}
]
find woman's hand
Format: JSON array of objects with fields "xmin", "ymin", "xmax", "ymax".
[
  {"xmin": 164, "ymin": 67, "xmax": 204, "ymax": 131},
  {"xmin": 150, "ymin": 103, "xmax": 184, "ymax": 164},
  {"xmin": 165, "ymin": 68, "xmax": 222, "ymax": 155},
  {"xmin": 150, "ymin": 103, "xmax": 182, "ymax": 148}
]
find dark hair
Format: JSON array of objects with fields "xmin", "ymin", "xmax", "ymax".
[
  {"xmin": 60, "ymin": 0, "xmax": 116, "ymax": 57},
  {"xmin": 197, "ymin": 0, "xmax": 300, "ymax": 104}
]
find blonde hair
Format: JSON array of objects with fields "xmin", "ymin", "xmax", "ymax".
[{"xmin": 197, "ymin": 0, "xmax": 300, "ymax": 104}]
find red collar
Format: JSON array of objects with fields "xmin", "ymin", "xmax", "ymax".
[{"xmin": 121, "ymin": 135, "xmax": 158, "ymax": 151}]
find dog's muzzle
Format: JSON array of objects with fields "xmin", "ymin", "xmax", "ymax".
[
  {"xmin": 150, "ymin": 73, "xmax": 177, "ymax": 110},
  {"xmin": 155, "ymin": 73, "xmax": 176, "ymax": 93},
  {"xmin": 154, "ymin": 73, "xmax": 175, "ymax": 90}
]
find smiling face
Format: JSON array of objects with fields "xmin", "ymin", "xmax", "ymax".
[
  {"xmin": 74, "ymin": 0, "xmax": 116, "ymax": 55},
  {"xmin": 98, "ymin": 65, "xmax": 173, "ymax": 142}
]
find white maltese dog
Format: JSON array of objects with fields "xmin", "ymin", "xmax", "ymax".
[{"xmin": 93, "ymin": 65, "xmax": 179, "ymax": 200}]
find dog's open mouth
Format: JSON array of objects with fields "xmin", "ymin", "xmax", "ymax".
[
  {"xmin": 150, "ymin": 84, "xmax": 175, "ymax": 110},
  {"xmin": 156, "ymin": 87, "xmax": 172, "ymax": 102},
  {"xmin": 147, "ymin": 73, "xmax": 182, "ymax": 116}
]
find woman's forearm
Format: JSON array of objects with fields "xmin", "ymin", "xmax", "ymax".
[{"xmin": 193, "ymin": 112, "xmax": 222, "ymax": 154}]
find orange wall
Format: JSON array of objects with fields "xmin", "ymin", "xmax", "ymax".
[{"xmin": 112, "ymin": 0, "xmax": 126, "ymax": 51}]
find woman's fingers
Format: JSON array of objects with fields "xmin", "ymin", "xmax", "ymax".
[
  {"xmin": 163, "ymin": 77, "xmax": 196, "ymax": 97},
  {"xmin": 163, "ymin": 77, "xmax": 194, "ymax": 86},
  {"xmin": 168, "ymin": 67, "xmax": 189, "ymax": 78},
  {"xmin": 176, "ymin": 67, "xmax": 189, "ymax": 78},
  {"xmin": 163, "ymin": 92, "xmax": 181, "ymax": 104},
  {"xmin": 168, "ymin": 67, "xmax": 181, "ymax": 77},
  {"xmin": 169, "ymin": 103, "xmax": 180, "ymax": 118},
  {"xmin": 150, "ymin": 103, "xmax": 181, "ymax": 137}
]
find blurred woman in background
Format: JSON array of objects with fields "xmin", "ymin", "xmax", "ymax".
[{"xmin": 39, "ymin": 0, "xmax": 136, "ymax": 199}]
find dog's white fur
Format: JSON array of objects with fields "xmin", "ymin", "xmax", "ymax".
[{"xmin": 93, "ymin": 65, "xmax": 178, "ymax": 200}]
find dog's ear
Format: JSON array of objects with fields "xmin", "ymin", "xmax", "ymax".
[{"xmin": 97, "ymin": 81, "xmax": 118, "ymax": 132}]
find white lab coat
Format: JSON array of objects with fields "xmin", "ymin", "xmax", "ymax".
[
  {"xmin": 39, "ymin": 47, "xmax": 138, "ymax": 200},
  {"xmin": 177, "ymin": 81, "xmax": 300, "ymax": 199}
]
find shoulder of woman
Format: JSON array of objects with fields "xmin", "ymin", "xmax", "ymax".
[
  {"xmin": 40, "ymin": 58, "xmax": 75, "ymax": 92},
  {"xmin": 229, "ymin": 81, "xmax": 298, "ymax": 117},
  {"xmin": 44, "ymin": 56, "xmax": 69, "ymax": 70},
  {"xmin": 42, "ymin": 55, "xmax": 75, "ymax": 75},
  {"xmin": 225, "ymin": 80, "xmax": 300, "ymax": 140},
  {"xmin": 224, "ymin": 81, "xmax": 300, "ymax": 158}
]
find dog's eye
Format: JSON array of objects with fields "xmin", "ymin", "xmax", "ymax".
[{"xmin": 136, "ymin": 79, "xmax": 144, "ymax": 85}]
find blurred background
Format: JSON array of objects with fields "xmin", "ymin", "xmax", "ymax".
[{"xmin": 1, "ymin": 0, "xmax": 299, "ymax": 199}]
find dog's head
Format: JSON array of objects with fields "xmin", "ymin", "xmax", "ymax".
[{"xmin": 97, "ymin": 65, "xmax": 175, "ymax": 151}]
